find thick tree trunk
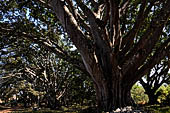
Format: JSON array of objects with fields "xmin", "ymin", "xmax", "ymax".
[
  {"xmin": 49, "ymin": 0, "xmax": 170, "ymax": 112},
  {"xmin": 80, "ymin": 48, "xmax": 136, "ymax": 112},
  {"xmin": 93, "ymin": 72, "xmax": 134, "ymax": 112}
]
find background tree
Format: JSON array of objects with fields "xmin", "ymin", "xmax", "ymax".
[
  {"xmin": 158, "ymin": 84, "xmax": 170, "ymax": 105},
  {"xmin": 63, "ymin": 74, "xmax": 95, "ymax": 106},
  {"xmin": 1, "ymin": 0, "xmax": 170, "ymax": 112},
  {"xmin": 0, "ymin": 19, "xmax": 95, "ymax": 109},
  {"xmin": 140, "ymin": 58, "xmax": 170, "ymax": 105}
]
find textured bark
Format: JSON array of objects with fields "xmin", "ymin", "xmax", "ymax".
[
  {"xmin": 38, "ymin": 0, "xmax": 170, "ymax": 112},
  {"xmin": 94, "ymin": 75, "xmax": 133, "ymax": 111},
  {"xmin": 83, "ymin": 49, "xmax": 135, "ymax": 111}
]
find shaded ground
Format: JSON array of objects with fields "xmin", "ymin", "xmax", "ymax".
[
  {"xmin": 0, "ymin": 109, "xmax": 12, "ymax": 113},
  {"xmin": 0, "ymin": 106, "xmax": 24, "ymax": 113},
  {"xmin": 144, "ymin": 105, "xmax": 170, "ymax": 113},
  {"xmin": 0, "ymin": 105, "xmax": 24, "ymax": 113},
  {"xmin": 0, "ymin": 105, "xmax": 170, "ymax": 113},
  {"xmin": 0, "ymin": 105, "xmax": 95, "ymax": 113}
]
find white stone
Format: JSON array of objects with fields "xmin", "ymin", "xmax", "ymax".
[{"xmin": 115, "ymin": 108, "xmax": 121, "ymax": 112}]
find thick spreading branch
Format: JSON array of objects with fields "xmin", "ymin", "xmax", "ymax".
[
  {"xmin": 120, "ymin": 0, "xmax": 156, "ymax": 61},
  {"xmin": 49, "ymin": 0, "xmax": 91, "ymax": 53},
  {"xmin": 121, "ymin": 0, "xmax": 147, "ymax": 51},
  {"xmin": 134, "ymin": 44, "xmax": 170, "ymax": 84},
  {"xmin": 109, "ymin": 0, "xmax": 121, "ymax": 49},
  {"xmin": 122, "ymin": 0, "xmax": 170, "ymax": 76},
  {"xmin": 74, "ymin": 0, "xmax": 104, "ymax": 47},
  {"xmin": 49, "ymin": 0, "xmax": 101, "ymax": 76}
]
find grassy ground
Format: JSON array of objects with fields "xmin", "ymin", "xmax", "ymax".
[
  {"xmin": 8, "ymin": 105, "xmax": 96, "ymax": 113},
  {"xmin": 1, "ymin": 104, "xmax": 170, "ymax": 113},
  {"xmin": 0, "ymin": 105, "xmax": 10, "ymax": 110},
  {"xmin": 144, "ymin": 105, "xmax": 170, "ymax": 113}
]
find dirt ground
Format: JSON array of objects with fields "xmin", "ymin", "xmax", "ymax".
[
  {"xmin": 0, "ymin": 109, "xmax": 13, "ymax": 113},
  {"xmin": 0, "ymin": 106, "xmax": 24, "ymax": 113}
]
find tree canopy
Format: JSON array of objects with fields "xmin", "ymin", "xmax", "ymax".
[
  {"xmin": 140, "ymin": 58, "xmax": 170, "ymax": 104},
  {"xmin": 0, "ymin": 0, "xmax": 170, "ymax": 112}
]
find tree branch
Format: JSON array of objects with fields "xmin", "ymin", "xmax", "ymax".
[
  {"xmin": 121, "ymin": 0, "xmax": 147, "ymax": 49},
  {"xmin": 109, "ymin": 0, "xmax": 120, "ymax": 46},
  {"xmin": 65, "ymin": 0, "xmax": 77, "ymax": 19},
  {"xmin": 120, "ymin": 0, "xmax": 155, "ymax": 59},
  {"xmin": 121, "ymin": 0, "xmax": 170, "ymax": 75},
  {"xmin": 21, "ymin": 32, "xmax": 87, "ymax": 74},
  {"xmin": 76, "ymin": 13, "xmax": 91, "ymax": 34},
  {"xmin": 74, "ymin": 0, "xmax": 104, "ymax": 47},
  {"xmin": 119, "ymin": 0, "xmax": 131, "ymax": 17},
  {"xmin": 49, "ymin": 1, "xmax": 101, "ymax": 74},
  {"xmin": 134, "ymin": 43, "xmax": 170, "ymax": 84},
  {"xmin": 49, "ymin": 0, "xmax": 89, "ymax": 50}
]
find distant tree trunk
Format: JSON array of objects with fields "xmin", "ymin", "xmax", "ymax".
[
  {"xmin": 147, "ymin": 92, "xmax": 160, "ymax": 105},
  {"xmin": 142, "ymin": 87, "xmax": 161, "ymax": 105},
  {"xmin": 140, "ymin": 62, "xmax": 169, "ymax": 105},
  {"xmin": 46, "ymin": 93, "xmax": 57, "ymax": 109}
]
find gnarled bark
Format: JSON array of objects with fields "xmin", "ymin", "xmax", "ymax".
[
  {"xmin": 36, "ymin": 0, "xmax": 170, "ymax": 112},
  {"xmin": 94, "ymin": 74, "xmax": 134, "ymax": 111}
]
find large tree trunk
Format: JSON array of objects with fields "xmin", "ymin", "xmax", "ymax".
[
  {"xmin": 93, "ymin": 72, "xmax": 134, "ymax": 112},
  {"xmin": 49, "ymin": 0, "xmax": 170, "ymax": 112},
  {"xmin": 79, "ymin": 45, "xmax": 137, "ymax": 112}
]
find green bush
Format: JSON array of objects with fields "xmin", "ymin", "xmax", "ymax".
[
  {"xmin": 131, "ymin": 84, "xmax": 149, "ymax": 104},
  {"xmin": 158, "ymin": 85, "xmax": 170, "ymax": 105}
]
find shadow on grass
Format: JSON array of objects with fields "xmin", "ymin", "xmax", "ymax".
[
  {"xmin": 144, "ymin": 105, "xmax": 170, "ymax": 113},
  {"xmin": 10, "ymin": 105, "xmax": 97, "ymax": 113},
  {"xmin": 0, "ymin": 105, "xmax": 11, "ymax": 110},
  {"xmin": 7, "ymin": 105, "xmax": 170, "ymax": 113}
]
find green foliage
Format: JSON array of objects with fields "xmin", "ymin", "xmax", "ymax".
[
  {"xmin": 1, "ymin": 0, "xmax": 170, "ymax": 111},
  {"xmin": 157, "ymin": 84, "xmax": 170, "ymax": 105},
  {"xmin": 0, "ymin": 0, "xmax": 89, "ymax": 106},
  {"xmin": 0, "ymin": 31, "xmax": 95, "ymax": 108},
  {"xmin": 64, "ymin": 75, "xmax": 95, "ymax": 106},
  {"xmin": 131, "ymin": 84, "xmax": 149, "ymax": 104}
]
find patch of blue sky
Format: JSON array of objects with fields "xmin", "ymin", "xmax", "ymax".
[
  {"xmin": 0, "ymin": 9, "xmax": 21, "ymax": 23},
  {"xmin": 2, "ymin": 48, "xmax": 8, "ymax": 52},
  {"xmin": 29, "ymin": 43, "xmax": 40, "ymax": 51},
  {"xmin": 0, "ymin": 6, "xmax": 46, "ymax": 30},
  {"xmin": 25, "ymin": 8, "xmax": 47, "ymax": 30}
]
